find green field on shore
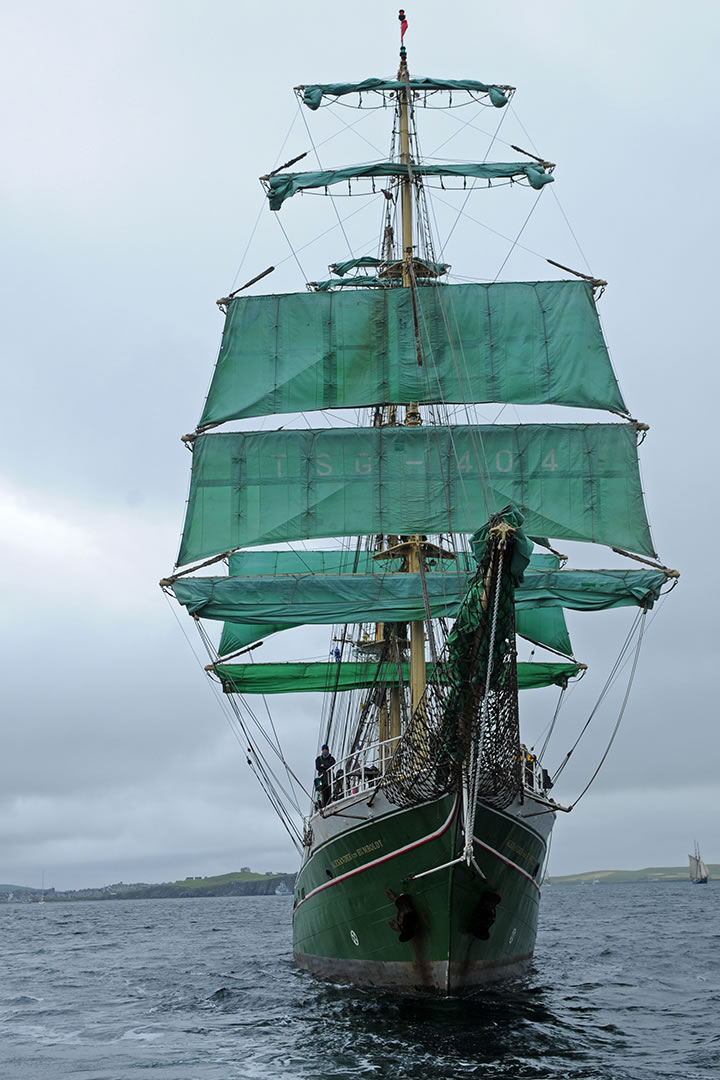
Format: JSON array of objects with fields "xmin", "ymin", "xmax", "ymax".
[
  {"xmin": 1, "ymin": 870, "xmax": 296, "ymax": 902},
  {"xmin": 548, "ymin": 865, "xmax": 718, "ymax": 884}
]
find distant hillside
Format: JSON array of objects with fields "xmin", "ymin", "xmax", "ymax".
[
  {"xmin": 10, "ymin": 864, "xmax": 715, "ymax": 902},
  {"xmin": 4, "ymin": 871, "xmax": 296, "ymax": 903},
  {"xmin": 548, "ymin": 865, "xmax": 718, "ymax": 885},
  {"xmin": 105, "ymin": 871, "xmax": 296, "ymax": 900}
]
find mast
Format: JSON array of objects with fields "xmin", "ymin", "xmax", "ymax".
[
  {"xmin": 398, "ymin": 29, "xmax": 413, "ymax": 289},
  {"xmin": 397, "ymin": 13, "xmax": 427, "ymax": 716}
]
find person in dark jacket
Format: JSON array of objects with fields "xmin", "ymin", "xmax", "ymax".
[{"xmin": 314, "ymin": 743, "xmax": 336, "ymax": 807}]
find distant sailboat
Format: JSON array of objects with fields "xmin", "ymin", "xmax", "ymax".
[{"xmin": 689, "ymin": 842, "xmax": 709, "ymax": 884}]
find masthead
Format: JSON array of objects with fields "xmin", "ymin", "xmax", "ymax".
[{"xmin": 398, "ymin": 8, "xmax": 408, "ymax": 64}]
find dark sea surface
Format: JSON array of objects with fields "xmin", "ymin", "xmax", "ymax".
[{"xmin": 1, "ymin": 884, "xmax": 718, "ymax": 1079}]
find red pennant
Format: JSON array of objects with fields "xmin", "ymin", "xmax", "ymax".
[{"xmin": 399, "ymin": 9, "xmax": 408, "ymax": 42}]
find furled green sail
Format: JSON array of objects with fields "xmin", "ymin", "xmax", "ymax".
[
  {"xmin": 216, "ymin": 613, "xmax": 571, "ymax": 659},
  {"xmin": 199, "ymin": 282, "xmax": 626, "ymax": 427},
  {"xmin": 309, "ymin": 278, "xmax": 447, "ymax": 290},
  {"xmin": 173, "ymin": 568, "xmax": 667, "ymax": 625},
  {"xmin": 226, "ymin": 548, "xmax": 554, "ymax": 577},
  {"xmin": 310, "ymin": 277, "xmax": 402, "ymax": 291},
  {"xmin": 265, "ymin": 162, "xmax": 553, "ymax": 210},
  {"xmin": 215, "ymin": 660, "xmax": 580, "ymax": 695},
  {"xmin": 228, "ymin": 549, "xmax": 403, "ymax": 576},
  {"xmin": 329, "ymin": 256, "xmax": 449, "ymax": 276},
  {"xmin": 217, "ymin": 549, "xmax": 573, "ymax": 657},
  {"xmin": 177, "ymin": 424, "xmax": 656, "ymax": 565},
  {"xmin": 216, "ymin": 607, "xmax": 571, "ymax": 658},
  {"xmin": 332, "ymin": 256, "xmax": 388, "ymax": 274},
  {"xmin": 299, "ymin": 78, "xmax": 511, "ymax": 110}
]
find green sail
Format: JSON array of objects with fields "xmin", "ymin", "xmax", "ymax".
[
  {"xmin": 218, "ymin": 621, "xmax": 285, "ymax": 654},
  {"xmin": 228, "ymin": 549, "xmax": 403, "ymax": 576},
  {"xmin": 516, "ymin": 608, "xmax": 572, "ymax": 655},
  {"xmin": 199, "ymin": 282, "xmax": 626, "ymax": 427},
  {"xmin": 310, "ymin": 277, "xmax": 401, "ymax": 290},
  {"xmin": 266, "ymin": 162, "xmax": 553, "ymax": 210},
  {"xmin": 177, "ymin": 424, "xmax": 656, "ymax": 565},
  {"xmin": 226, "ymin": 548, "xmax": 554, "ymax": 577},
  {"xmin": 217, "ymin": 607, "xmax": 571, "ymax": 658},
  {"xmin": 215, "ymin": 661, "xmax": 579, "ymax": 695},
  {"xmin": 330, "ymin": 257, "xmax": 449, "ymax": 277},
  {"xmin": 173, "ymin": 568, "xmax": 667, "ymax": 625},
  {"xmin": 217, "ymin": 608, "xmax": 571, "ymax": 658},
  {"xmin": 332, "ymin": 256, "xmax": 387, "ymax": 274},
  {"xmin": 218, "ymin": 549, "xmax": 572, "ymax": 657},
  {"xmin": 299, "ymin": 78, "xmax": 510, "ymax": 110}
]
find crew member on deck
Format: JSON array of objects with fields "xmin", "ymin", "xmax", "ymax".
[{"xmin": 315, "ymin": 743, "xmax": 336, "ymax": 807}]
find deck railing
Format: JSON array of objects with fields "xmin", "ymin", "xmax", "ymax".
[
  {"xmin": 520, "ymin": 746, "xmax": 552, "ymax": 796},
  {"xmin": 314, "ymin": 739, "xmax": 551, "ymax": 809},
  {"xmin": 314, "ymin": 736, "xmax": 400, "ymax": 807}
]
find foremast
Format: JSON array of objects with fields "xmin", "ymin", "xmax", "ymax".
[
  {"xmin": 388, "ymin": 18, "xmax": 441, "ymax": 720},
  {"xmin": 398, "ymin": 37, "xmax": 413, "ymax": 289}
]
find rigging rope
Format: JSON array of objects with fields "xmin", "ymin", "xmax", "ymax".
[
  {"xmin": 297, "ymin": 96, "xmax": 357, "ymax": 259},
  {"xmin": 566, "ymin": 610, "xmax": 647, "ymax": 811},
  {"xmin": 273, "ymin": 214, "xmax": 309, "ymax": 283},
  {"xmin": 526, "ymin": 610, "xmax": 650, "ymax": 821},
  {"xmin": 228, "ymin": 110, "xmax": 300, "ymax": 293},
  {"xmin": 436, "ymin": 97, "xmax": 510, "ymax": 256},
  {"xmin": 537, "ymin": 683, "xmax": 568, "ymax": 762},
  {"xmin": 509, "ymin": 103, "xmax": 594, "ymax": 276},
  {"xmin": 551, "ymin": 609, "xmax": 644, "ymax": 785},
  {"xmin": 463, "ymin": 544, "xmax": 505, "ymax": 863},
  {"xmin": 164, "ymin": 593, "xmax": 306, "ymax": 844},
  {"xmin": 492, "ymin": 190, "xmax": 545, "ymax": 282}
]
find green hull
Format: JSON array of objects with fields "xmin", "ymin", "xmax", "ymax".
[{"xmin": 293, "ymin": 792, "xmax": 551, "ymax": 994}]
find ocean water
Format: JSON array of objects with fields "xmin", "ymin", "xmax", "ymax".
[{"xmin": 0, "ymin": 884, "xmax": 717, "ymax": 1079}]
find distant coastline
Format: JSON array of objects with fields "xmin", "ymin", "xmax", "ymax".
[
  {"xmin": 2, "ymin": 863, "xmax": 716, "ymax": 902},
  {"xmin": 546, "ymin": 865, "xmax": 717, "ymax": 885},
  {"xmin": 0, "ymin": 869, "xmax": 296, "ymax": 903}
]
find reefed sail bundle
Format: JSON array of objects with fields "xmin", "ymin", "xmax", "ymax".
[
  {"xmin": 298, "ymin": 77, "xmax": 513, "ymax": 110},
  {"xmin": 264, "ymin": 161, "xmax": 554, "ymax": 210},
  {"xmin": 173, "ymin": 567, "xmax": 667, "ymax": 625},
  {"xmin": 213, "ymin": 549, "xmax": 573, "ymax": 657},
  {"xmin": 214, "ymin": 660, "xmax": 582, "ymax": 695}
]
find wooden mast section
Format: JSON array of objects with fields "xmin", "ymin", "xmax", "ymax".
[
  {"xmin": 374, "ymin": 18, "xmax": 454, "ymax": 760},
  {"xmin": 398, "ymin": 43, "xmax": 425, "ymax": 716},
  {"xmin": 374, "ymin": 33, "xmax": 454, "ymax": 720},
  {"xmin": 398, "ymin": 44, "xmax": 413, "ymax": 291}
]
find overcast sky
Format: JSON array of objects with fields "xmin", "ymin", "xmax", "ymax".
[{"xmin": 1, "ymin": 0, "xmax": 717, "ymax": 891}]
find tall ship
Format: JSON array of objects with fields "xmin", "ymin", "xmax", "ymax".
[
  {"xmin": 689, "ymin": 843, "xmax": 709, "ymax": 884},
  {"xmin": 161, "ymin": 11, "xmax": 677, "ymax": 992}
]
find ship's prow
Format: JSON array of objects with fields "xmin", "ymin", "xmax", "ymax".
[{"xmin": 293, "ymin": 777, "xmax": 555, "ymax": 994}]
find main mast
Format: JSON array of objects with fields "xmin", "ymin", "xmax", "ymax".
[
  {"xmin": 398, "ymin": 28, "xmax": 413, "ymax": 289},
  {"xmin": 366, "ymin": 11, "xmax": 454, "ymax": 730},
  {"xmin": 398, "ymin": 16, "xmax": 426, "ymax": 717}
]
